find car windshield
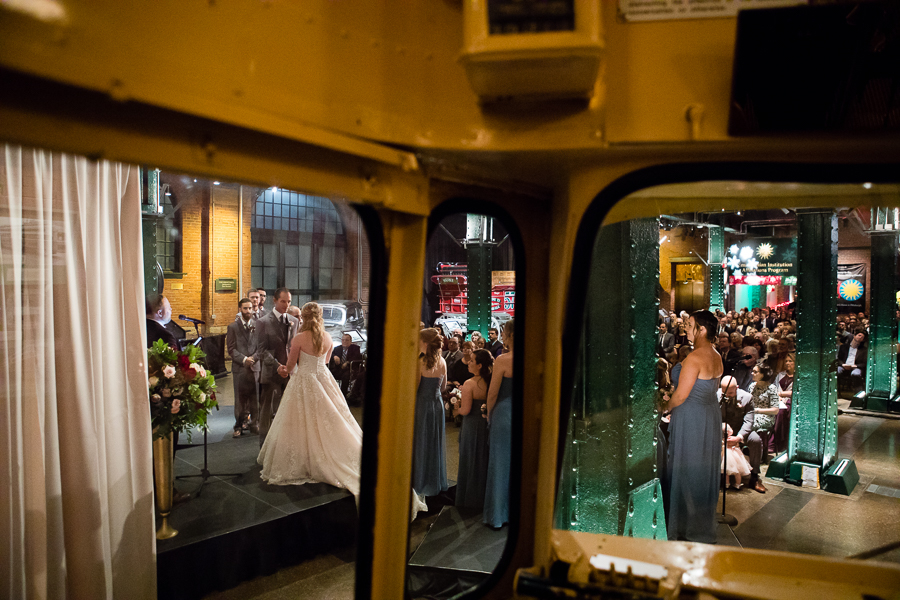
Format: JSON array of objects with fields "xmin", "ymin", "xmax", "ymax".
[{"xmin": 321, "ymin": 306, "xmax": 345, "ymax": 325}]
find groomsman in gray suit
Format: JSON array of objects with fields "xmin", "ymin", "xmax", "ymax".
[
  {"xmin": 256, "ymin": 287, "xmax": 298, "ymax": 446},
  {"xmin": 227, "ymin": 298, "xmax": 259, "ymax": 438}
]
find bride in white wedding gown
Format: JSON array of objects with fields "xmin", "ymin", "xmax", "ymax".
[{"xmin": 258, "ymin": 302, "xmax": 427, "ymax": 519}]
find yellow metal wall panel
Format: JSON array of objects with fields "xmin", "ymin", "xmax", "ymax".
[
  {"xmin": 1, "ymin": 0, "xmax": 745, "ymax": 150},
  {"xmin": 603, "ymin": 1, "xmax": 736, "ymax": 142}
]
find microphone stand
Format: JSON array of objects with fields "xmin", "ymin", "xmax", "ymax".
[
  {"xmin": 176, "ymin": 429, "xmax": 243, "ymax": 498},
  {"xmin": 718, "ymin": 419, "xmax": 738, "ymax": 526},
  {"xmin": 175, "ymin": 319, "xmax": 238, "ymax": 497}
]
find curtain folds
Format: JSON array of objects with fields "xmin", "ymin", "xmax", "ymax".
[{"xmin": 1, "ymin": 145, "xmax": 155, "ymax": 600}]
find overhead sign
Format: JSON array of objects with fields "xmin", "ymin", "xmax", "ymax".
[
  {"xmin": 619, "ymin": 0, "xmax": 806, "ymax": 23},
  {"xmin": 725, "ymin": 237, "xmax": 797, "ymax": 282}
]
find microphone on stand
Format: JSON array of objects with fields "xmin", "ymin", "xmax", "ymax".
[{"xmin": 179, "ymin": 315, "xmax": 206, "ymax": 325}]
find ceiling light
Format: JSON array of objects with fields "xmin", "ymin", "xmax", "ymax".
[
  {"xmin": 863, "ymin": 182, "xmax": 873, "ymax": 190},
  {"xmin": 213, "ymin": 181, "xmax": 220, "ymax": 185}
]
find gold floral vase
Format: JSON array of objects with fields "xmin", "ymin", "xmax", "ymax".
[{"xmin": 152, "ymin": 430, "xmax": 179, "ymax": 540}]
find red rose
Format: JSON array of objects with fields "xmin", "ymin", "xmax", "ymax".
[
  {"xmin": 178, "ymin": 355, "xmax": 191, "ymax": 369},
  {"xmin": 184, "ymin": 367, "xmax": 197, "ymax": 380}
]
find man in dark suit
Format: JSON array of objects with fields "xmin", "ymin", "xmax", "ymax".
[
  {"xmin": 486, "ymin": 327, "xmax": 504, "ymax": 357},
  {"xmin": 227, "ymin": 298, "xmax": 259, "ymax": 438},
  {"xmin": 655, "ymin": 322, "xmax": 675, "ymax": 358},
  {"xmin": 837, "ymin": 331, "xmax": 868, "ymax": 393},
  {"xmin": 256, "ymin": 288, "xmax": 268, "ymax": 316},
  {"xmin": 146, "ymin": 294, "xmax": 178, "ymax": 348},
  {"xmin": 330, "ymin": 333, "xmax": 362, "ymax": 396},
  {"xmin": 256, "ymin": 287, "xmax": 298, "ymax": 446},
  {"xmin": 718, "ymin": 375, "xmax": 766, "ymax": 493}
]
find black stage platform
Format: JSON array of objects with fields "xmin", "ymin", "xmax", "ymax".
[
  {"xmin": 407, "ymin": 506, "xmax": 507, "ymax": 599},
  {"xmin": 157, "ymin": 430, "xmax": 358, "ymax": 600}
]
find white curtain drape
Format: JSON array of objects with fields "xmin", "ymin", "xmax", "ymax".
[{"xmin": 1, "ymin": 145, "xmax": 155, "ymax": 599}]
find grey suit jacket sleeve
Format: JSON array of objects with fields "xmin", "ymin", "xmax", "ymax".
[
  {"xmin": 737, "ymin": 391, "xmax": 755, "ymax": 441},
  {"xmin": 662, "ymin": 333, "xmax": 675, "ymax": 354},
  {"xmin": 257, "ymin": 316, "xmax": 282, "ymax": 371}
]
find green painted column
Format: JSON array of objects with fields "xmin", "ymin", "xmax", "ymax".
[
  {"xmin": 466, "ymin": 214, "xmax": 493, "ymax": 339},
  {"xmin": 141, "ymin": 167, "xmax": 162, "ymax": 297},
  {"xmin": 747, "ymin": 284, "xmax": 765, "ymax": 310},
  {"xmin": 708, "ymin": 225, "xmax": 725, "ymax": 312},
  {"xmin": 789, "ymin": 210, "xmax": 838, "ymax": 469},
  {"xmin": 865, "ymin": 229, "xmax": 898, "ymax": 412},
  {"xmin": 554, "ymin": 218, "xmax": 665, "ymax": 539}
]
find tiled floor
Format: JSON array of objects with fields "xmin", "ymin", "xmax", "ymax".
[{"xmin": 194, "ymin": 383, "xmax": 900, "ymax": 599}]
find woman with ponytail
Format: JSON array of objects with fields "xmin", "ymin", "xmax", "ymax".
[
  {"xmin": 455, "ymin": 349, "xmax": 493, "ymax": 509},
  {"xmin": 412, "ymin": 328, "xmax": 449, "ymax": 503}
]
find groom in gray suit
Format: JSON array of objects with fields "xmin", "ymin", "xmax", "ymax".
[
  {"xmin": 226, "ymin": 298, "xmax": 259, "ymax": 437},
  {"xmin": 256, "ymin": 287, "xmax": 299, "ymax": 446}
]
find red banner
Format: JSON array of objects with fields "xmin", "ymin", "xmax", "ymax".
[{"xmin": 729, "ymin": 275, "xmax": 782, "ymax": 285}]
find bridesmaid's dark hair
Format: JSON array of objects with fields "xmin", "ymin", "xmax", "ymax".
[
  {"xmin": 420, "ymin": 328, "xmax": 443, "ymax": 370},
  {"xmin": 691, "ymin": 310, "xmax": 718, "ymax": 342},
  {"xmin": 471, "ymin": 349, "xmax": 494, "ymax": 388}
]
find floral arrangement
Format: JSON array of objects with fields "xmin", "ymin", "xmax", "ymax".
[{"xmin": 147, "ymin": 339, "xmax": 219, "ymax": 440}]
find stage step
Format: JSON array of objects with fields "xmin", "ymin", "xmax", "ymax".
[
  {"xmin": 157, "ymin": 436, "xmax": 358, "ymax": 600},
  {"xmin": 407, "ymin": 506, "xmax": 507, "ymax": 599}
]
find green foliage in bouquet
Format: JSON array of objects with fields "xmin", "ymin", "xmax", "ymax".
[{"xmin": 147, "ymin": 339, "xmax": 219, "ymax": 441}]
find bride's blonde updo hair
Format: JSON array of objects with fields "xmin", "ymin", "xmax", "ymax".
[
  {"xmin": 420, "ymin": 327, "xmax": 443, "ymax": 370},
  {"xmin": 300, "ymin": 302, "xmax": 328, "ymax": 353}
]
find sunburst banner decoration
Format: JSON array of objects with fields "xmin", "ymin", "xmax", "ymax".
[{"xmin": 837, "ymin": 263, "xmax": 867, "ymax": 309}]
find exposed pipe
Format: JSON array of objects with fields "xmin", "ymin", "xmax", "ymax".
[
  {"xmin": 738, "ymin": 218, "xmax": 794, "ymax": 235},
  {"xmin": 238, "ymin": 185, "xmax": 243, "ymax": 298},
  {"xmin": 357, "ymin": 215, "xmax": 367, "ymax": 307}
]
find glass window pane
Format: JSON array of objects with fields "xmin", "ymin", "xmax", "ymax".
[
  {"xmin": 264, "ymin": 243, "xmax": 278, "ymax": 266},
  {"xmin": 409, "ymin": 211, "xmax": 516, "ymax": 597},
  {"xmin": 285, "ymin": 267, "xmax": 299, "ymax": 289},
  {"xmin": 319, "ymin": 269, "xmax": 331, "ymax": 290},
  {"xmin": 251, "ymin": 266, "xmax": 262, "ymax": 288},
  {"xmin": 298, "ymin": 267, "xmax": 311, "ymax": 289},
  {"xmin": 285, "ymin": 245, "xmax": 299, "ymax": 267},
  {"xmin": 263, "ymin": 267, "xmax": 277, "ymax": 289}
]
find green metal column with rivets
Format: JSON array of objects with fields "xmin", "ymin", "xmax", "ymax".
[
  {"xmin": 865, "ymin": 226, "xmax": 897, "ymax": 412},
  {"xmin": 708, "ymin": 225, "xmax": 725, "ymax": 312},
  {"xmin": 554, "ymin": 218, "xmax": 665, "ymax": 539},
  {"xmin": 141, "ymin": 167, "xmax": 162, "ymax": 298},
  {"xmin": 789, "ymin": 210, "xmax": 839, "ymax": 471},
  {"xmin": 466, "ymin": 214, "xmax": 493, "ymax": 340}
]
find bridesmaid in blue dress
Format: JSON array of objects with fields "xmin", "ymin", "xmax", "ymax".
[
  {"xmin": 484, "ymin": 320, "xmax": 514, "ymax": 528},
  {"xmin": 455, "ymin": 349, "xmax": 494, "ymax": 510},
  {"xmin": 412, "ymin": 328, "xmax": 449, "ymax": 500},
  {"xmin": 666, "ymin": 310, "xmax": 723, "ymax": 544}
]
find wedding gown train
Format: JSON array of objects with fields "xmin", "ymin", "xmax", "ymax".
[{"xmin": 257, "ymin": 349, "xmax": 427, "ymax": 520}]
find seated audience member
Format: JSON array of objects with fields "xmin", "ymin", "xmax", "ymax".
[
  {"xmin": 749, "ymin": 363, "xmax": 779, "ymax": 439},
  {"xmin": 330, "ymin": 333, "xmax": 362, "ymax": 396},
  {"xmin": 718, "ymin": 375, "xmax": 767, "ymax": 493},
  {"xmin": 770, "ymin": 352, "xmax": 795, "ymax": 454},
  {"xmin": 731, "ymin": 347, "xmax": 759, "ymax": 392},
  {"xmin": 718, "ymin": 333, "xmax": 740, "ymax": 377},
  {"xmin": 146, "ymin": 294, "xmax": 178, "ymax": 348},
  {"xmin": 837, "ymin": 330, "xmax": 868, "ymax": 386}
]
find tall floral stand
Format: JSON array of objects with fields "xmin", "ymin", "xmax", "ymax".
[{"xmin": 153, "ymin": 430, "xmax": 179, "ymax": 539}]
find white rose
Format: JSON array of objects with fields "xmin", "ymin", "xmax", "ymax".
[
  {"xmin": 163, "ymin": 365, "xmax": 176, "ymax": 378},
  {"xmin": 199, "ymin": 392, "xmax": 207, "ymax": 403},
  {"xmin": 149, "ymin": 376, "xmax": 159, "ymax": 387},
  {"xmin": 198, "ymin": 366, "xmax": 207, "ymax": 378}
]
